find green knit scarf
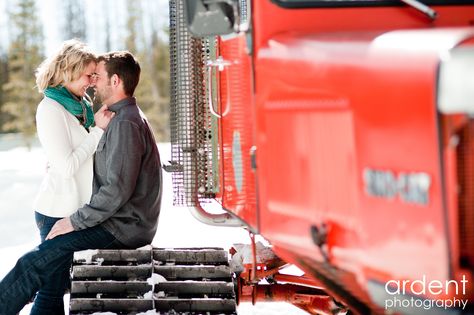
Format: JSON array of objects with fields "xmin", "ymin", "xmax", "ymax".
[{"xmin": 44, "ymin": 86, "xmax": 94, "ymax": 129}]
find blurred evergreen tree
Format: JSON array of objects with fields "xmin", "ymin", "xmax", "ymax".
[
  {"xmin": 63, "ymin": 0, "xmax": 87, "ymax": 41},
  {"xmin": 144, "ymin": 28, "xmax": 170, "ymax": 142},
  {"xmin": 1, "ymin": 0, "xmax": 44, "ymax": 147},
  {"xmin": 103, "ymin": 0, "xmax": 112, "ymax": 52},
  {"xmin": 0, "ymin": 53, "xmax": 8, "ymax": 132},
  {"xmin": 125, "ymin": 0, "xmax": 170, "ymax": 142},
  {"xmin": 125, "ymin": 0, "xmax": 139, "ymax": 55}
]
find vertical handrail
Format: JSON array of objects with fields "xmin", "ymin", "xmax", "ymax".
[{"xmin": 206, "ymin": 56, "xmax": 232, "ymax": 119}]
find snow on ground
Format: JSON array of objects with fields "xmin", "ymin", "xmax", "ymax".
[{"xmin": 0, "ymin": 134, "xmax": 307, "ymax": 315}]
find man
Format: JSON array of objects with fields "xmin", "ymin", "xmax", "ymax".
[{"xmin": 0, "ymin": 51, "xmax": 162, "ymax": 314}]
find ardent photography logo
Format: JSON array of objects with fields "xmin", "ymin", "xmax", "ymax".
[{"xmin": 384, "ymin": 275, "xmax": 469, "ymax": 311}]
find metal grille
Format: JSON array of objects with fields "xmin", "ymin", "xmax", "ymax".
[
  {"xmin": 457, "ymin": 119, "xmax": 474, "ymax": 269},
  {"xmin": 169, "ymin": 0, "xmax": 220, "ymax": 206},
  {"xmin": 240, "ymin": 0, "xmax": 249, "ymax": 25}
]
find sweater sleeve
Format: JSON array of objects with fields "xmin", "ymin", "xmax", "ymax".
[
  {"xmin": 36, "ymin": 99, "xmax": 104, "ymax": 178},
  {"xmin": 70, "ymin": 120, "xmax": 145, "ymax": 230}
]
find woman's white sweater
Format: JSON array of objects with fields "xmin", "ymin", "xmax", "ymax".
[{"xmin": 33, "ymin": 97, "xmax": 103, "ymax": 218}]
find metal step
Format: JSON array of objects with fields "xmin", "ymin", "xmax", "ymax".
[
  {"xmin": 73, "ymin": 248, "xmax": 228, "ymax": 265},
  {"xmin": 70, "ymin": 247, "xmax": 237, "ymax": 315},
  {"xmin": 70, "ymin": 298, "xmax": 236, "ymax": 313},
  {"xmin": 153, "ymin": 247, "xmax": 229, "ymax": 264},
  {"xmin": 72, "ymin": 280, "xmax": 234, "ymax": 296},
  {"xmin": 154, "ymin": 298, "xmax": 236, "ymax": 312},
  {"xmin": 156, "ymin": 281, "xmax": 235, "ymax": 295},
  {"xmin": 72, "ymin": 265, "xmax": 152, "ymax": 280},
  {"xmin": 154, "ymin": 264, "xmax": 232, "ymax": 280},
  {"xmin": 71, "ymin": 280, "xmax": 150, "ymax": 296},
  {"xmin": 74, "ymin": 249, "xmax": 153, "ymax": 265},
  {"xmin": 70, "ymin": 298, "xmax": 153, "ymax": 312}
]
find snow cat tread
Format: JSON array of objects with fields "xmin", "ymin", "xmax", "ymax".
[{"xmin": 69, "ymin": 247, "xmax": 237, "ymax": 315}]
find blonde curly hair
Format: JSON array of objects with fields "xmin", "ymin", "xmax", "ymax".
[{"xmin": 35, "ymin": 39, "xmax": 97, "ymax": 93}]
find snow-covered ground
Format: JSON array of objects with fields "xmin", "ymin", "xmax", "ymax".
[{"xmin": 0, "ymin": 134, "xmax": 307, "ymax": 315}]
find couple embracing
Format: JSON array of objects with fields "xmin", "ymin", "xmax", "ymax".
[{"xmin": 0, "ymin": 40, "xmax": 162, "ymax": 314}]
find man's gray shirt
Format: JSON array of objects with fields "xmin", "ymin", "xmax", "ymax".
[{"xmin": 70, "ymin": 97, "xmax": 162, "ymax": 248}]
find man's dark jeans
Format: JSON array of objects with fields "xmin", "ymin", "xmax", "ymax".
[
  {"xmin": 30, "ymin": 212, "xmax": 70, "ymax": 315},
  {"xmin": 0, "ymin": 224, "xmax": 125, "ymax": 315}
]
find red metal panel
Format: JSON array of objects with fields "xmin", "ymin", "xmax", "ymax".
[
  {"xmin": 253, "ymin": 24, "xmax": 474, "ymax": 302},
  {"xmin": 218, "ymin": 34, "xmax": 258, "ymax": 230},
  {"xmin": 442, "ymin": 114, "xmax": 474, "ymax": 300},
  {"xmin": 459, "ymin": 123, "xmax": 474, "ymax": 270},
  {"xmin": 253, "ymin": 1, "xmax": 474, "ymax": 53}
]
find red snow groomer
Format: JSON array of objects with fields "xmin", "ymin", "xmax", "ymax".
[{"xmin": 167, "ymin": 0, "xmax": 474, "ymax": 314}]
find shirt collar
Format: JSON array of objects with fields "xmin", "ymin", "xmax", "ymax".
[{"xmin": 108, "ymin": 97, "xmax": 136, "ymax": 113}]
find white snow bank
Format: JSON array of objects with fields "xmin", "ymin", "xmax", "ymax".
[{"xmin": 0, "ymin": 141, "xmax": 308, "ymax": 315}]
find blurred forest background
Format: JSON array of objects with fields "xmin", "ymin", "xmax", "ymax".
[{"xmin": 0, "ymin": 0, "xmax": 170, "ymax": 146}]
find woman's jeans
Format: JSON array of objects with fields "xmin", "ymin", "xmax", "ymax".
[
  {"xmin": 30, "ymin": 212, "xmax": 70, "ymax": 315},
  {"xmin": 0, "ymin": 220, "xmax": 125, "ymax": 315}
]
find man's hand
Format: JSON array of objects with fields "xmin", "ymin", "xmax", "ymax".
[
  {"xmin": 94, "ymin": 104, "xmax": 115, "ymax": 130},
  {"xmin": 46, "ymin": 217, "xmax": 74, "ymax": 240}
]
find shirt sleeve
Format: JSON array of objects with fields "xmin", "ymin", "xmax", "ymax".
[
  {"xmin": 36, "ymin": 100, "xmax": 103, "ymax": 178},
  {"xmin": 70, "ymin": 120, "xmax": 145, "ymax": 230}
]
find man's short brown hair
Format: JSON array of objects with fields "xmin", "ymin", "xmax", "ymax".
[{"xmin": 98, "ymin": 51, "xmax": 141, "ymax": 96}]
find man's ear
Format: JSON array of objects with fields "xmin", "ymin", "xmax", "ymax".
[{"xmin": 112, "ymin": 74, "xmax": 120, "ymax": 87}]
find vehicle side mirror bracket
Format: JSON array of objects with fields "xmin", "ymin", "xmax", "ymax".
[{"xmin": 184, "ymin": 0, "xmax": 239, "ymax": 36}]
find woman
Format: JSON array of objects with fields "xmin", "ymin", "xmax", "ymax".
[{"xmin": 31, "ymin": 40, "xmax": 113, "ymax": 314}]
